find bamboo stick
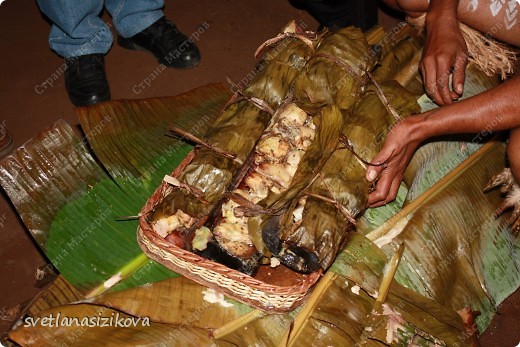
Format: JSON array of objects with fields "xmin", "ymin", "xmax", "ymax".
[
  {"xmin": 375, "ymin": 242, "xmax": 405, "ymax": 307},
  {"xmin": 85, "ymin": 253, "xmax": 150, "ymax": 298},
  {"xmin": 211, "ymin": 309, "xmax": 265, "ymax": 339},
  {"xmin": 284, "ymin": 272, "xmax": 337, "ymax": 347}
]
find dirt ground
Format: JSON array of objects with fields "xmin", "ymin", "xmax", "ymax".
[{"xmin": 0, "ymin": 0, "xmax": 518, "ymax": 345}]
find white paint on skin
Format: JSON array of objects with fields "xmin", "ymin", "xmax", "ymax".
[
  {"xmin": 468, "ymin": 0, "xmax": 479, "ymax": 11},
  {"xmin": 505, "ymin": 0, "xmax": 518, "ymax": 29},
  {"xmin": 490, "ymin": 0, "xmax": 505, "ymax": 17},
  {"xmin": 489, "ymin": 0, "xmax": 518, "ymax": 29},
  {"xmin": 466, "ymin": 0, "xmax": 480, "ymax": 12}
]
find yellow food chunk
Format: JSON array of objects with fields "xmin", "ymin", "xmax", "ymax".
[
  {"xmin": 192, "ymin": 226, "xmax": 212, "ymax": 251},
  {"xmin": 256, "ymin": 136, "xmax": 291, "ymax": 160}
]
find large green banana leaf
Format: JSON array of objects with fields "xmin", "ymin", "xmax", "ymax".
[{"xmin": 0, "ymin": 83, "xmax": 231, "ymax": 295}]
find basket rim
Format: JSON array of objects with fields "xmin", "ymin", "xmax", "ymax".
[{"xmin": 138, "ymin": 225, "xmax": 321, "ymax": 312}]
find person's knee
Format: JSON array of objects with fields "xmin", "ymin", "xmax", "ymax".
[
  {"xmin": 508, "ymin": 150, "xmax": 520, "ymax": 184},
  {"xmin": 508, "ymin": 129, "xmax": 520, "ymax": 183},
  {"xmin": 392, "ymin": 0, "xmax": 428, "ymax": 15}
]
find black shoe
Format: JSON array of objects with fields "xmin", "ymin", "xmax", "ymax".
[
  {"xmin": 64, "ymin": 54, "xmax": 111, "ymax": 107},
  {"xmin": 117, "ymin": 17, "xmax": 201, "ymax": 69}
]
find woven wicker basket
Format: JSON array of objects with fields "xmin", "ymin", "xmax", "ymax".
[{"xmin": 138, "ymin": 150, "xmax": 321, "ymax": 312}]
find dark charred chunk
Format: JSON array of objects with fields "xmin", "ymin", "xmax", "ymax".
[
  {"xmin": 278, "ymin": 243, "xmax": 320, "ymax": 274},
  {"xmin": 195, "ymin": 240, "xmax": 262, "ymax": 276}
]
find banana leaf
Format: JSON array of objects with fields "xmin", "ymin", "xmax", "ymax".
[
  {"xmin": 354, "ymin": 60, "xmax": 516, "ymax": 332},
  {"xmin": 75, "ymin": 83, "xmax": 230, "ymax": 190},
  {"xmin": 0, "ymin": 84, "xmax": 231, "ymax": 295},
  {"xmin": 371, "ymin": 38, "xmax": 421, "ymax": 83},
  {"xmin": 148, "ymin": 24, "xmax": 321, "ymax": 252},
  {"xmin": 218, "ymin": 26, "xmax": 422, "ymax": 272},
  {"xmin": 241, "ymin": 21, "xmax": 317, "ymax": 107},
  {"xmin": 338, "ymin": 58, "xmax": 513, "ymax": 335},
  {"xmin": 0, "ymin": 120, "xmax": 176, "ymax": 293},
  {"xmin": 0, "ymin": 23, "xmax": 417, "ymax": 298},
  {"xmin": 270, "ymin": 81, "xmax": 421, "ymax": 273},
  {"xmin": 9, "ymin": 303, "xmax": 213, "ymax": 347},
  {"xmin": 366, "ymin": 141, "xmax": 519, "ymax": 331},
  {"xmin": 319, "ymin": 81, "xmax": 420, "ymax": 214},
  {"xmin": 263, "ymin": 105, "xmax": 345, "ymax": 211},
  {"xmin": 253, "ymin": 105, "xmax": 345, "ymax": 272},
  {"xmin": 23, "ymin": 275, "xmax": 83, "ymax": 318},
  {"xmin": 283, "ymin": 274, "xmax": 471, "ymax": 347},
  {"xmin": 260, "ymin": 25, "xmax": 422, "ymax": 274},
  {"xmin": 9, "ymin": 128, "xmax": 480, "ymax": 346},
  {"xmin": 9, "ymin": 236, "xmax": 474, "ymax": 347},
  {"xmin": 364, "ymin": 23, "xmax": 418, "ymax": 63}
]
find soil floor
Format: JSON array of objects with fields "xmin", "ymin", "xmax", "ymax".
[{"xmin": 0, "ymin": 0, "xmax": 518, "ymax": 346}]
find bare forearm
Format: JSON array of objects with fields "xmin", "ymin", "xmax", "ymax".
[
  {"xmin": 410, "ymin": 76, "xmax": 520, "ymax": 141},
  {"xmin": 426, "ymin": 0, "xmax": 459, "ymax": 21}
]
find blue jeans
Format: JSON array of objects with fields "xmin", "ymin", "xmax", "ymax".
[{"xmin": 37, "ymin": 0, "xmax": 164, "ymax": 58}]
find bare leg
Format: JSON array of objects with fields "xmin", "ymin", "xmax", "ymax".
[
  {"xmin": 383, "ymin": 0, "xmax": 520, "ymax": 46},
  {"xmin": 508, "ymin": 128, "xmax": 520, "ymax": 182}
]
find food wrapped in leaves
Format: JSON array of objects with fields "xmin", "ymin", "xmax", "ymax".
[
  {"xmin": 371, "ymin": 38, "xmax": 421, "ymax": 83},
  {"xmin": 195, "ymin": 103, "xmax": 344, "ymax": 275},
  {"xmin": 151, "ymin": 23, "xmax": 420, "ymax": 275},
  {"xmin": 268, "ymin": 81, "xmax": 420, "ymax": 273},
  {"xmin": 193, "ymin": 27, "xmax": 388, "ymax": 275},
  {"xmin": 294, "ymin": 26, "xmax": 375, "ymax": 109},
  {"xmin": 148, "ymin": 22, "xmax": 320, "ymax": 246},
  {"xmin": 196, "ymin": 103, "xmax": 341, "ymax": 273}
]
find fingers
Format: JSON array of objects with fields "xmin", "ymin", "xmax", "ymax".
[
  {"xmin": 367, "ymin": 171, "xmax": 393, "ymax": 207},
  {"xmin": 366, "ymin": 147, "xmax": 392, "ymax": 183},
  {"xmin": 367, "ymin": 166, "xmax": 402, "ymax": 207},
  {"xmin": 421, "ymin": 55, "xmax": 454, "ymax": 106},
  {"xmin": 387, "ymin": 177, "xmax": 401, "ymax": 205},
  {"xmin": 435, "ymin": 54, "xmax": 454, "ymax": 105},
  {"xmin": 366, "ymin": 148, "xmax": 397, "ymax": 207},
  {"xmin": 421, "ymin": 50, "xmax": 468, "ymax": 106},
  {"xmin": 452, "ymin": 53, "xmax": 467, "ymax": 96},
  {"xmin": 420, "ymin": 58, "xmax": 442, "ymax": 106},
  {"xmin": 365, "ymin": 119, "xmax": 418, "ymax": 207}
]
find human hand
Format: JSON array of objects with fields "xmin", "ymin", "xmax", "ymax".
[
  {"xmin": 365, "ymin": 116, "xmax": 424, "ymax": 207},
  {"xmin": 421, "ymin": 16, "xmax": 468, "ymax": 105}
]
